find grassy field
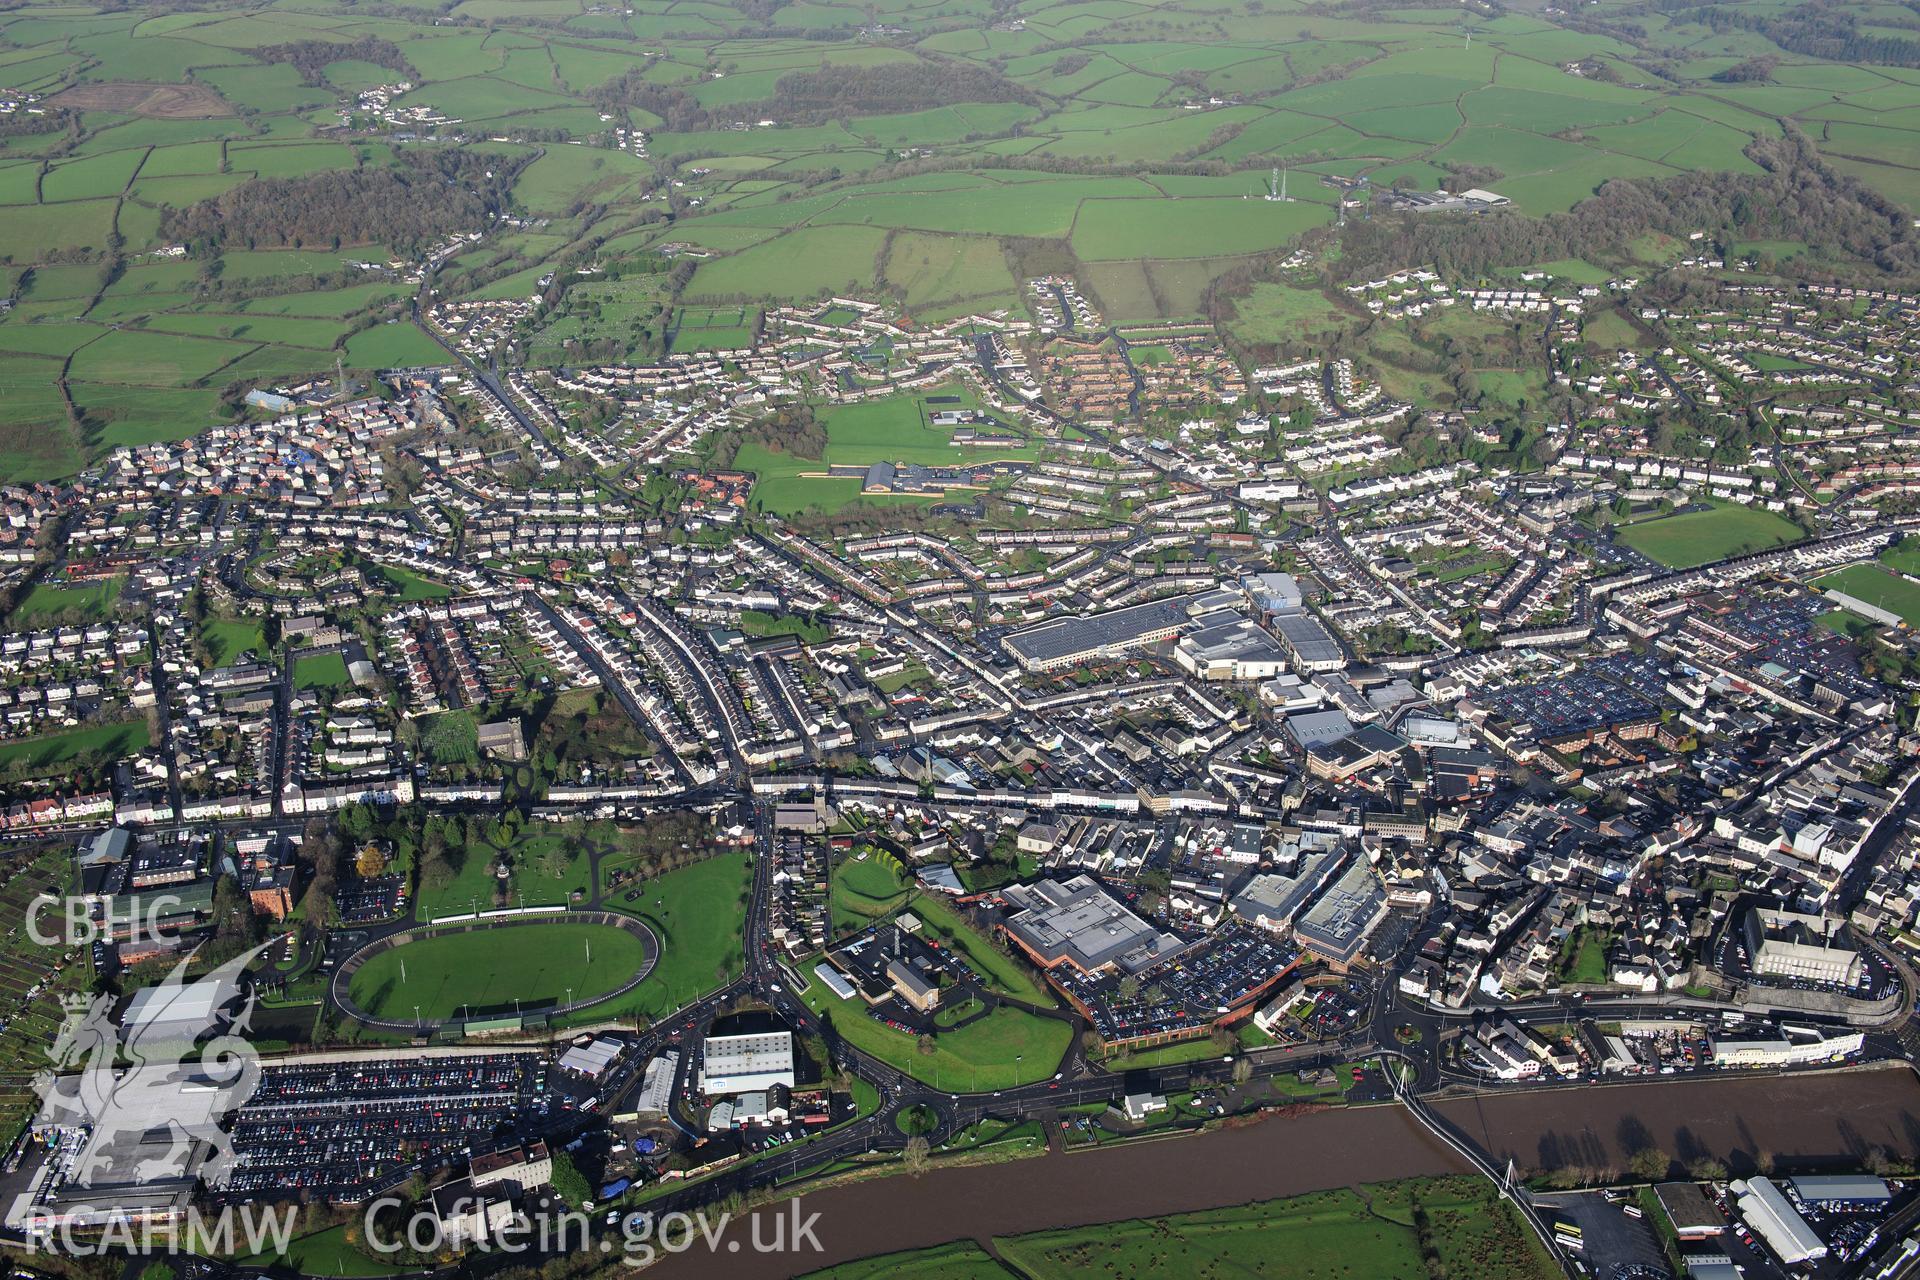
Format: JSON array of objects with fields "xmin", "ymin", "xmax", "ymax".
[
  {"xmin": 8, "ymin": 575, "xmax": 122, "ymax": 623},
  {"xmin": 1816, "ymin": 565, "xmax": 1920, "ymax": 628},
  {"xmin": 200, "ymin": 618, "xmax": 266, "ymax": 666},
  {"xmin": 1615, "ymin": 503, "xmax": 1803, "ymax": 569},
  {"xmin": 906, "ymin": 892, "xmax": 1056, "ymax": 1007},
  {"xmin": 292, "ymin": 651, "xmax": 351, "ymax": 690},
  {"xmin": 346, "ymin": 921, "xmax": 649, "ymax": 1020},
  {"xmin": 374, "ymin": 563, "xmax": 453, "ymax": 601},
  {"xmin": 0, "ymin": 719, "xmax": 149, "ymax": 772},
  {"xmin": 800, "ymin": 969, "xmax": 1069, "ymax": 1092},
  {"xmin": 668, "ymin": 303, "xmax": 757, "ymax": 353},
  {"xmin": 830, "ymin": 852, "xmax": 910, "ymax": 934},
  {"xmin": 739, "ymin": 384, "xmax": 1040, "ymax": 514},
  {"xmin": 983, "ymin": 1179, "xmax": 1554, "ymax": 1280},
  {"xmin": 239, "ymin": 1226, "xmax": 409, "ymax": 1278},
  {"xmin": 606, "ymin": 854, "xmax": 752, "ymax": 1020}
]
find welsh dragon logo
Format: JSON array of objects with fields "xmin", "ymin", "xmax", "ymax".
[{"xmin": 35, "ymin": 946, "xmax": 266, "ymax": 1190}]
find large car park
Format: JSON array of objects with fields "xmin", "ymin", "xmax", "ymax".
[{"xmin": 218, "ymin": 1053, "xmax": 557, "ymax": 1202}]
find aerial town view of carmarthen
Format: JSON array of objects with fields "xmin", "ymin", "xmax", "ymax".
[{"xmin": 6, "ymin": 0, "xmax": 1920, "ymax": 1276}]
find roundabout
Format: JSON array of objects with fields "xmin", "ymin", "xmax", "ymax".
[{"xmin": 331, "ymin": 911, "xmax": 659, "ymax": 1031}]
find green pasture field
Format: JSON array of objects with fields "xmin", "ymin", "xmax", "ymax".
[
  {"xmin": 19, "ymin": 265, "xmax": 107, "ymax": 301},
  {"xmin": 66, "ymin": 327, "xmax": 253, "ymax": 386},
  {"xmin": 40, "ymin": 150, "xmax": 143, "ymax": 203},
  {"xmin": 70, "ymin": 382, "xmax": 227, "ymax": 451},
  {"xmin": 1816, "ymin": 565, "xmax": 1920, "ymax": 627},
  {"xmin": 143, "ymin": 312, "xmax": 343, "ymax": 349},
  {"xmin": 0, "ymin": 200, "xmax": 118, "ymax": 262},
  {"xmin": 881, "ymin": 231, "xmax": 1017, "ymax": 315},
  {"xmin": 342, "ymin": 322, "xmax": 447, "ymax": 369},
  {"xmin": 1071, "ymin": 197, "xmax": 1328, "ymax": 261},
  {"xmin": 346, "ymin": 921, "xmax": 649, "ymax": 1020},
  {"xmin": 1227, "ymin": 281, "xmax": 1363, "ymax": 346},
  {"xmin": 231, "ymin": 283, "xmax": 413, "ymax": 318},
  {"xmin": 138, "ymin": 141, "xmax": 226, "ymax": 178},
  {"xmin": 686, "ymin": 225, "xmax": 888, "ymax": 301},
  {"xmin": 1615, "ymin": 502, "xmax": 1802, "ymax": 568},
  {"xmin": 991, "ymin": 1180, "xmax": 1555, "ymax": 1280},
  {"xmin": 0, "ymin": 357, "xmax": 81, "ymax": 482}
]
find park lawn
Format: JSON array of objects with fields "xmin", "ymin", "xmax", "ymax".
[
  {"xmin": 374, "ymin": 562, "xmax": 453, "ymax": 600},
  {"xmin": 347, "ymin": 921, "xmax": 648, "ymax": 1020},
  {"xmin": 8, "ymin": 575, "xmax": 122, "ymax": 623},
  {"xmin": 292, "ymin": 651, "xmax": 351, "ymax": 689},
  {"xmin": 1615, "ymin": 502, "xmax": 1801, "ymax": 569},
  {"xmin": 1815, "ymin": 564, "xmax": 1920, "ymax": 628},
  {"xmin": 200, "ymin": 619, "xmax": 265, "ymax": 667},
  {"xmin": 799, "ymin": 969, "xmax": 1069, "ymax": 1092},
  {"xmin": 609, "ymin": 854, "xmax": 752, "ymax": 1020},
  {"xmin": 830, "ymin": 852, "xmax": 909, "ymax": 933},
  {"xmin": 236, "ymin": 1226, "xmax": 409, "ymax": 1277},
  {"xmin": 417, "ymin": 827, "xmax": 591, "ymax": 919},
  {"xmin": 1098, "ymin": 1035, "xmax": 1231, "ymax": 1072},
  {"xmin": 0, "ymin": 719, "xmax": 149, "ymax": 772},
  {"xmin": 907, "ymin": 892, "xmax": 1056, "ymax": 1007}
]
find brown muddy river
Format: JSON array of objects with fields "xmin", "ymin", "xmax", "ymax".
[{"xmin": 645, "ymin": 1065, "xmax": 1920, "ymax": 1278}]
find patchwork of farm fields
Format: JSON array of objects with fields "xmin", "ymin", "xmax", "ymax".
[{"xmin": 0, "ymin": 0, "xmax": 1915, "ymax": 480}]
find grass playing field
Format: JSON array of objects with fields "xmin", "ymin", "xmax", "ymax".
[
  {"xmin": 0, "ymin": 719, "xmax": 150, "ymax": 773},
  {"xmin": 7, "ymin": 575, "xmax": 122, "ymax": 624},
  {"xmin": 1615, "ymin": 503, "xmax": 1803, "ymax": 569},
  {"xmin": 346, "ymin": 920, "xmax": 650, "ymax": 1020},
  {"xmin": 292, "ymin": 651, "xmax": 351, "ymax": 689},
  {"xmin": 1815, "ymin": 565, "xmax": 1920, "ymax": 627}
]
